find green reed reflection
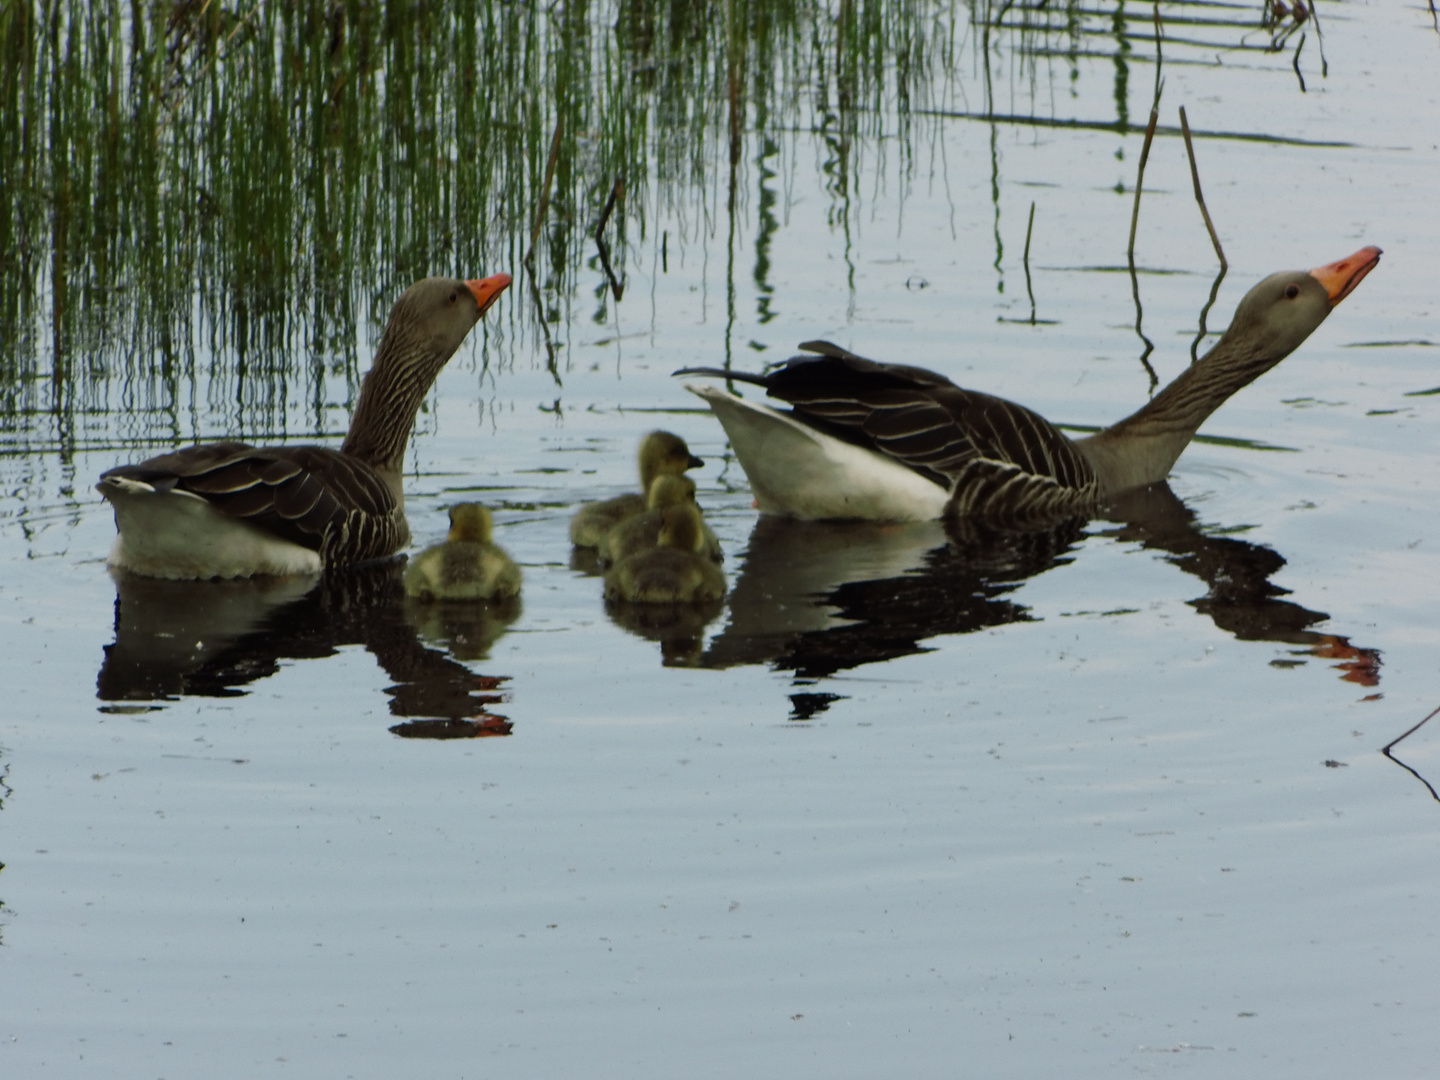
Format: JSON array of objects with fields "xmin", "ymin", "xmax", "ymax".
[
  {"xmin": 0, "ymin": 1, "xmax": 1310, "ymax": 445},
  {"xmin": 1, "ymin": 1, "xmax": 957, "ymax": 429}
]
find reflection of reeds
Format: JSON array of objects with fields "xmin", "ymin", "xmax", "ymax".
[
  {"xmin": 2, "ymin": 2, "xmax": 949, "ymax": 424},
  {"xmin": 1, "ymin": 1, "xmax": 1331, "ymax": 441}
]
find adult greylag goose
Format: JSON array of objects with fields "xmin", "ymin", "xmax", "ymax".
[
  {"xmin": 569, "ymin": 430, "xmax": 705, "ymax": 547},
  {"xmin": 604, "ymin": 501, "xmax": 728, "ymax": 604},
  {"xmin": 404, "ymin": 503, "xmax": 522, "ymax": 602},
  {"xmin": 679, "ymin": 247, "xmax": 1380, "ymax": 524},
  {"xmin": 99, "ymin": 274, "xmax": 511, "ymax": 578},
  {"xmin": 599, "ymin": 474, "xmax": 724, "ymax": 566}
]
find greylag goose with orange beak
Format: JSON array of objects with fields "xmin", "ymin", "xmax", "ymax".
[
  {"xmin": 99, "ymin": 273, "xmax": 511, "ymax": 578},
  {"xmin": 679, "ymin": 247, "xmax": 1380, "ymax": 524}
]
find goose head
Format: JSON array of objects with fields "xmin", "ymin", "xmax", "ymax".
[
  {"xmin": 342, "ymin": 273, "xmax": 510, "ymax": 472},
  {"xmin": 385, "ymin": 274, "xmax": 511, "ymax": 367},
  {"xmin": 1084, "ymin": 246, "xmax": 1381, "ymax": 494},
  {"xmin": 1217, "ymin": 247, "xmax": 1380, "ymax": 371}
]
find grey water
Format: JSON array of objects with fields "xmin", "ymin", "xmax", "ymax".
[{"xmin": 4, "ymin": 3, "xmax": 1440, "ymax": 1076}]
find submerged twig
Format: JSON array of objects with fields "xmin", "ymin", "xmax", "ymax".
[
  {"xmin": 1179, "ymin": 107, "xmax": 1226, "ymax": 271},
  {"xmin": 1382, "ymin": 704, "xmax": 1440, "ymax": 804},
  {"xmin": 521, "ymin": 260, "xmax": 563, "ymax": 388},
  {"xmin": 1151, "ymin": 1, "xmax": 1163, "ymax": 103},
  {"xmin": 1180, "ymin": 107, "xmax": 1227, "ymax": 364},
  {"xmin": 594, "ymin": 178, "xmax": 626, "ymax": 301},
  {"xmin": 595, "ymin": 177, "xmax": 624, "ymax": 239},
  {"xmin": 526, "ymin": 118, "xmax": 563, "ymax": 268},
  {"xmin": 1307, "ymin": 1, "xmax": 1328, "ymax": 77},
  {"xmin": 1022, "ymin": 201, "xmax": 1036, "ymax": 325},
  {"xmin": 1126, "ymin": 93, "xmax": 1161, "ymax": 390},
  {"xmin": 1126, "ymin": 101, "xmax": 1160, "ymax": 259},
  {"xmin": 1292, "ymin": 32, "xmax": 1307, "ymax": 93}
]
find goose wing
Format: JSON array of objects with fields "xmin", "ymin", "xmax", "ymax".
[
  {"xmin": 99, "ymin": 443, "xmax": 403, "ymax": 561},
  {"xmin": 750, "ymin": 342, "xmax": 1097, "ymax": 515}
]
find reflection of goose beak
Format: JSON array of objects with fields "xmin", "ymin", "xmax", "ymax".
[{"xmin": 1308, "ymin": 246, "xmax": 1381, "ymax": 307}]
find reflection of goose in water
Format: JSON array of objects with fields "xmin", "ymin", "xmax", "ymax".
[
  {"xmin": 603, "ymin": 501, "xmax": 727, "ymax": 665},
  {"xmin": 681, "ymin": 249, "xmax": 1379, "ymax": 525},
  {"xmin": 97, "ymin": 561, "xmax": 514, "ymax": 736},
  {"xmin": 704, "ymin": 515, "xmax": 1084, "ymax": 678},
  {"xmin": 1100, "ymin": 485, "xmax": 1381, "ymax": 687},
  {"xmin": 700, "ymin": 482, "xmax": 1379, "ymax": 707}
]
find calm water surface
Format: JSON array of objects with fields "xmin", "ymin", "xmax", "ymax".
[{"xmin": 4, "ymin": 3, "xmax": 1440, "ymax": 1076}]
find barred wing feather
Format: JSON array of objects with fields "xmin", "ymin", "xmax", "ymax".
[
  {"xmin": 762, "ymin": 342, "xmax": 1098, "ymax": 519},
  {"xmin": 100, "ymin": 444, "xmax": 404, "ymax": 563}
]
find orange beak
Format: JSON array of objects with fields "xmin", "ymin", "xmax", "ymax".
[
  {"xmin": 466, "ymin": 273, "xmax": 513, "ymax": 316},
  {"xmin": 1309, "ymin": 246, "xmax": 1381, "ymax": 307}
]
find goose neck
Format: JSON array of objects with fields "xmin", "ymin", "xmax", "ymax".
[{"xmin": 340, "ymin": 327, "xmax": 438, "ymax": 475}]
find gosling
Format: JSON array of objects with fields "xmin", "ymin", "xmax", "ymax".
[
  {"xmin": 604, "ymin": 501, "xmax": 727, "ymax": 604},
  {"xmin": 570, "ymin": 430, "xmax": 704, "ymax": 548},
  {"xmin": 600, "ymin": 474, "xmax": 723, "ymax": 566},
  {"xmin": 404, "ymin": 503, "xmax": 522, "ymax": 601}
]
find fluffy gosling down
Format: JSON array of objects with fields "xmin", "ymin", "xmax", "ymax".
[
  {"xmin": 404, "ymin": 503, "xmax": 522, "ymax": 602},
  {"xmin": 570, "ymin": 430, "xmax": 704, "ymax": 547},
  {"xmin": 599, "ymin": 474, "xmax": 723, "ymax": 566},
  {"xmin": 604, "ymin": 501, "xmax": 727, "ymax": 604}
]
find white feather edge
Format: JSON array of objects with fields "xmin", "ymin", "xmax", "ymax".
[
  {"xmin": 684, "ymin": 381, "xmax": 950, "ymax": 522},
  {"xmin": 98, "ymin": 476, "xmax": 323, "ymax": 579}
]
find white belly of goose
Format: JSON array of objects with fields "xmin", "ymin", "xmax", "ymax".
[
  {"xmin": 102, "ymin": 476, "xmax": 323, "ymax": 579},
  {"xmin": 685, "ymin": 383, "xmax": 950, "ymax": 522}
]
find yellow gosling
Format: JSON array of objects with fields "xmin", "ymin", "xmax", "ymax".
[
  {"xmin": 604, "ymin": 502, "xmax": 727, "ymax": 604},
  {"xmin": 600, "ymin": 474, "xmax": 723, "ymax": 566},
  {"xmin": 404, "ymin": 503, "xmax": 522, "ymax": 602},
  {"xmin": 569, "ymin": 430, "xmax": 703, "ymax": 547}
]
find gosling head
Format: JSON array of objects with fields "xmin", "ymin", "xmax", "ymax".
[
  {"xmin": 446, "ymin": 503, "xmax": 494, "ymax": 544},
  {"xmin": 646, "ymin": 474, "xmax": 698, "ymax": 510},
  {"xmin": 638, "ymin": 430, "xmax": 704, "ymax": 488},
  {"xmin": 656, "ymin": 500, "xmax": 706, "ymax": 554}
]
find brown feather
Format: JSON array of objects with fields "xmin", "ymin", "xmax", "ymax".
[{"xmin": 733, "ymin": 343, "xmax": 1098, "ymax": 518}]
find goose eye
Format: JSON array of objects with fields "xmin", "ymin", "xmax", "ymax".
[
  {"xmin": 1284, "ymin": 283, "xmax": 1300, "ymax": 299},
  {"xmin": 448, "ymin": 290, "xmax": 458, "ymax": 304}
]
